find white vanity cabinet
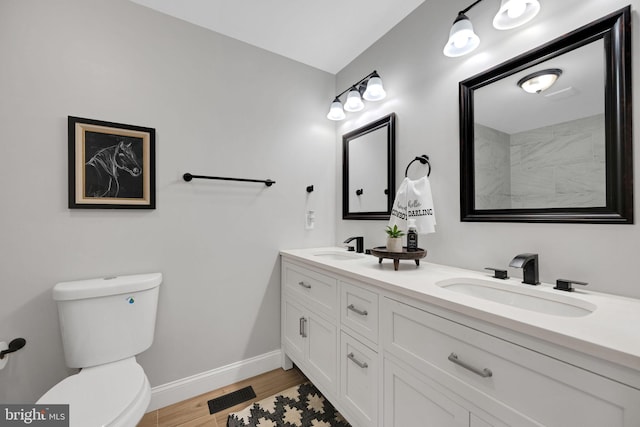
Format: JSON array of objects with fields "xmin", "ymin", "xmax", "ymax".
[
  {"xmin": 281, "ymin": 260, "xmax": 379, "ymax": 427},
  {"xmin": 338, "ymin": 279, "xmax": 380, "ymax": 427},
  {"xmin": 281, "ymin": 261, "xmax": 338, "ymax": 395},
  {"xmin": 382, "ymin": 296, "xmax": 640, "ymax": 426},
  {"xmin": 280, "ymin": 253, "xmax": 640, "ymax": 427}
]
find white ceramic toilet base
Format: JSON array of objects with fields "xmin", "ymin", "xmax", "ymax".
[{"xmin": 37, "ymin": 358, "xmax": 151, "ymax": 427}]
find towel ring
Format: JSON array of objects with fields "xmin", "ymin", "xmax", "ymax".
[{"xmin": 405, "ymin": 155, "xmax": 431, "ymax": 177}]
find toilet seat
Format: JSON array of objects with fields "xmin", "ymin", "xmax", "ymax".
[{"xmin": 37, "ymin": 357, "xmax": 150, "ymax": 427}]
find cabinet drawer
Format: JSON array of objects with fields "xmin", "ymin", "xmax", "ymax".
[
  {"xmin": 283, "ymin": 262, "xmax": 337, "ymax": 317},
  {"xmin": 383, "ymin": 357, "xmax": 468, "ymax": 427},
  {"xmin": 340, "ymin": 332, "xmax": 378, "ymax": 427},
  {"xmin": 340, "ymin": 280, "xmax": 379, "ymax": 344},
  {"xmin": 382, "ymin": 297, "xmax": 640, "ymax": 427}
]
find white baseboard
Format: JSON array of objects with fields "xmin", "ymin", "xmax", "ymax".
[{"xmin": 147, "ymin": 349, "xmax": 283, "ymax": 411}]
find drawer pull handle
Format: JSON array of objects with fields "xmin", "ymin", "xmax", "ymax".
[
  {"xmin": 298, "ymin": 281, "xmax": 312, "ymax": 289},
  {"xmin": 299, "ymin": 317, "xmax": 307, "ymax": 337},
  {"xmin": 448, "ymin": 353, "xmax": 492, "ymax": 378},
  {"xmin": 347, "ymin": 352, "xmax": 368, "ymax": 369},
  {"xmin": 347, "ymin": 304, "xmax": 368, "ymax": 316}
]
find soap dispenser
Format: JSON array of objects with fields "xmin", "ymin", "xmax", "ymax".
[{"xmin": 407, "ymin": 219, "xmax": 418, "ymax": 252}]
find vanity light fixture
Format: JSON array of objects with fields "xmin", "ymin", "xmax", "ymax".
[
  {"xmin": 493, "ymin": 0, "xmax": 541, "ymax": 30},
  {"xmin": 517, "ymin": 68, "xmax": 562, "ymax": 94},
  {"xmin": 443, "ymin": 1, "xmax": 482, "ymax": 58},
  {"xmin": 326, "ymin": 70, "xmax": 386, "ymax": 121},
  {"xmin": 444, "ymin": 0, "xmax": 542, "ymax": 57}
]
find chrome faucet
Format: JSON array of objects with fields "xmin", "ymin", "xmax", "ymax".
[
  {"xmin": 343, "ymin": 236, "xmax": 364, "ymax": 253},
  {"xmin": 509, "ymin": 253, "xmax": 540, "ymax": 285}
]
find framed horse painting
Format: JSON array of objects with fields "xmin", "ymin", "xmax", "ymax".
[{"xmin": 68, "ymin": 116, "xmax": 156, "ymax": 209}]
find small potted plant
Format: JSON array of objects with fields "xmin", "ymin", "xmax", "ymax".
[{"xmin": 385, "ymin": 225, "xmax": 405, "ymax": 252}]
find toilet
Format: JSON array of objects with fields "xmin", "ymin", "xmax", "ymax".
[{"xmin": 37, "ymin": 273, "xmax": 162, "ymax": 427}]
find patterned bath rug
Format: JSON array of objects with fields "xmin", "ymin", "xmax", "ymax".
[{"xmin": 227, "ymin": 382, "xmax": 351, "ymax": 427}]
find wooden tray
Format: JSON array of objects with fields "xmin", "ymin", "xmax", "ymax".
[{"xmin": 369, "ymin": 246, "xmax": 427, "ymax": 271}]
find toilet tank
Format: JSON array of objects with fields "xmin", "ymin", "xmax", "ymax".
[{"xmin": 53, "ymin": 273, "xmax": 162, "ymax": 368}]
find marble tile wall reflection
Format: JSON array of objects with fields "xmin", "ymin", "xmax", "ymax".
[
  {"xmin": 475, "ymin": 114, "xmax": 605, "ymax": 209},
  {"xmin": 475, "ymin": 124, "xmax": 511, "ymax": 209}
]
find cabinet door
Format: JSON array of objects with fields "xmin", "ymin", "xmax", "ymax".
[
  {"xmin": 306, "ymin": 312, "xmax": 338, "ymax": 394},
  {"xmin": 282, "ymin": 298, "xmax": 305, "ymax": 363},
  {"xmin": 340, "ymin": 332, "xmax": 378, "ymax": 427},
  {"xmin": 384, "ymin": 358, "xmax": 469, "ymax": 427}
]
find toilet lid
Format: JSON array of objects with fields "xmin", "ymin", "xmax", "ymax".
[{"xmin": 37, "ymin": 358, "xmax": 148, "ymax": 427}]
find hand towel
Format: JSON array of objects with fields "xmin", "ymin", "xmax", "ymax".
[{"xmin": 388, "ymin": 176, "xmax": 436, "ymax": 234}]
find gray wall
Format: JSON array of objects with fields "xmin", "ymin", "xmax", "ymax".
[
  {"xmin": 0, "ymin": 0, "xmax": 336, "ymax": 403},
  {"xmin": 336, "ymin": 0, "xmax": 640, "ymax": 298}
]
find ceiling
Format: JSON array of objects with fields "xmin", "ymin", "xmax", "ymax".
[
  {"xmin": 474, "ymin": 39, "xmax": 604, "ymax": 134},
  {"xmin": 129, "ymin": 0, "xmax": 425, "ymax": 74}
]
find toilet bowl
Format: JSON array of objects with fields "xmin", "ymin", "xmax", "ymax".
[
  {"xmin": 37, "ymin": 358, "xmax": 150, "ymax": 427},
  {"xmin": 38, "ymin": 273, "xmax": 162, "ymax": 427}
]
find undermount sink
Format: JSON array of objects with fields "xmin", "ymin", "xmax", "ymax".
[
  {"xmin": 437, "ymin": 278, "xmax": 596, "ymax": 317},
  {"xmin": 313, "ymin": 250, "xmax": 364, "ymax": 261}
]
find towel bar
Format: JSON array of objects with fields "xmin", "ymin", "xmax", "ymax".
[
  {"xmin": 405, "ymin": 155, "xmax": 431, "ymax": 177},
  {"xmin": 183, "ymin": 173, "xmax": 275, "ymax": 187}
]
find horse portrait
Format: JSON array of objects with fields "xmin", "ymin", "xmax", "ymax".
[
  {"xmin": 69, "ymin": 116, "xmax": 155, "ymax": 209},
  {"xmin": 84, "ymin": 133, "xmax": 143, "ymax": 199}
]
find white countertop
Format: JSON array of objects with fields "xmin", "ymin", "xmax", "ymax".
[{"xmin": 280, "ymin": 247, "xmax": 640, "ymax": 372}]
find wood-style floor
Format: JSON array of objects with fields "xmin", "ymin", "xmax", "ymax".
[{"xmin": 138, "ymin": 367, "xmax": 306, "ymax": 427}]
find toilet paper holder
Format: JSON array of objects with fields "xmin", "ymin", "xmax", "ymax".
[{"xmin": 0, "ymin": 337, "xmax": 26, "ymax": 359}]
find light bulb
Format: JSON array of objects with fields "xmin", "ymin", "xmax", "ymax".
[
  {"xmin": 521, "ymin": 75, "xmax": 555, "ymax": 93},
  {"xmin": 493, "ymin": 0, "xmax": 540, "ymax": 30},
  {"xmin": 453, "ymin": 33, "xmax": 469, "ymax": 48},
  {"xmin": 326, "ymin": 98, "xmax": 345, "ymax": 120},
  {"xmin": 517, "ymin": 69, "xmax": 562, "ymax": 94},
  {"xmin": 344, "ymin": 88, "xmax": 364, "ymax": 112},
  {"xmin": 443, "ymin": 13, "xmax": 480, "ymax": 57},
  {"xmin": 507, "ymin": 1, "xmax": 527, "ymax": 18},
  {"xmin": 363, "ymin": 75, "xmax": 386, "ymax": 101}
]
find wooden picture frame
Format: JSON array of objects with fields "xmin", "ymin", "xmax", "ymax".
[{"xmin": 68, "ymin": 116, "xmax": 156, "ymax": 209}]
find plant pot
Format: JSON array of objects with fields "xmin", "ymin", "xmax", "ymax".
[{"xmin": 386, "ymin": 237, "xmax": 403, "ymax": 252}]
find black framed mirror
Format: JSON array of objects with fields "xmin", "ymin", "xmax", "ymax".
[
  {"xmin": 460, "ymin": 7, "xmax": 632, "ymax": 224},
  {"xmin": 343, "ymin": 113, "xmax": 396, "ymax": 220}
]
